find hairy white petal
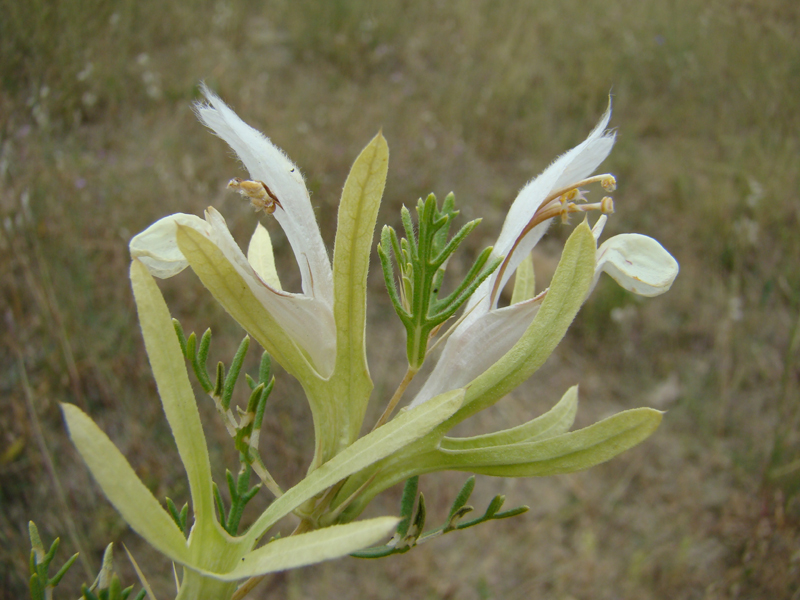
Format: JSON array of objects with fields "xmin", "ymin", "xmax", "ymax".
[
  {"xmin": 494, "ymin": 106, "xmax": 615, "ymax": 260},
  {"xmin": 415, "ymin": 107, "xmax": 617, "ymax": 406},
  {"xmin": 463, "ymin": 107, "xmax": 616, "ymax": 318},
  {"xmin": 410, "ymin": 298, "xmax": 542, "ymax": 408},
  {"xmin": 594, "ymin": 234, "xmax": 679, "ymax": 297},
  {"xmin": 129, "ymin": 213, "xmax": 211, "ymax": 278},
  {"xmin": 195, "ymin": 85, "xmax": 333, "ymax": 305}
]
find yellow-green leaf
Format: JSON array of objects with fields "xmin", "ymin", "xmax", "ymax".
[
  {"xmin": 441, "ymin": 385, "xmax": 578, "ymax": 450},
  {"xmin": 175, "ymin": 226, "xmax": 316, "ymax": 382},
  {"xmin": 208, "ymin": 518, "xmax": 398, "ymax": 580},
  {"xmin": 61, "ymin": 403, "xmax": 190, "ymax": 563},
  {"xmin": 510, "ymin": 252, "xmax": 535, "ymax": 305},
  {"xmin": 452, "ymin": 221, "xmax": 596, "ymax": 423},
  {"xmin": 130, "ymin": 260, "xmax": 215, "ymax": 530},
  {"xmin": 330, "ymin": 132, "xmax": 389, "ymax": 445},
  {"xmin": 242, "ymin": 388, "xmax": 464, "ymax": 547},
  {"xmin": 433, "ymin": 408, "xmax": 662, "ymax": 476}
]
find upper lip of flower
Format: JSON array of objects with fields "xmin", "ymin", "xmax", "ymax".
[
  {"xmin": 410, "ymin": 106, "xmax": 679, "ymax": 408},
  {"xmin": 129, "ymin": 85, "xmax": 337, "ymax": 378},
  {"xmin": 194, "ymin": 84, "xmax": 334, "ymax": 307}
]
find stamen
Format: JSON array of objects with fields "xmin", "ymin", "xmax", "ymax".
[
  {"xmin": 227, "ymin": 177, "xmax": 283, "ymax": 215},
  {"xmin": 489, "ymin": 174, "xmax": 618, "ymax": 305}
]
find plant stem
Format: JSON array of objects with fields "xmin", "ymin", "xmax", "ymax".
[{"xmin": 372, "ymin": 366, "xmax": 418, "ymax": 431}]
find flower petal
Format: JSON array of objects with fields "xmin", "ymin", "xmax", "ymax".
[
  {"xmin": 463, "ymin": 107, "xmax": 616, "ymax": 320},
  {"xmin": 494, "ymin": 106, "xmax": 615, "ymax": 265},
  {"xmin": 179, "ymin": 212, "xmax": 336, "ymax": 377},
  {"xmin": 595, "ymin": 233, "xmax": 679, "ymax": 297},
  {"xmin": 129, "ymin": 213, "xmax": 211, "ymax": 278},
  {"xmin": 410, "ymin": 298, "xmax": 542, "ymax": 408},
  {"xmin": 195, "ymin": 85, "xmax": 332, "ymax": 304}
]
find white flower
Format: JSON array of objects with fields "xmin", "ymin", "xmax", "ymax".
[
  {"xmin": 130, "ymin": 85, "xmax": 336, "ymax": 377},
  {"xmin": 411, "ymin": 107, "xmax": 678, "ymax": 407}
]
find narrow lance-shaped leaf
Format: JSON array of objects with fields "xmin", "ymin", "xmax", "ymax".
[
  {"xmin": 175, "ymin": 225, "xmax": 318, "ymax": 383},
  {"xmin": 61, "ymin": 403, "xmax": 190, "ymax": 564},
  {"xmin": 509, "ymin": 252, "xmax": 535, "ymax": 305},
  {"xmin": 430, "ymin": 408, "xmax": 663, "ymax": 477},
  {"xmin": 242, "ymin": 388, "xmax": 464, "ymax": 548},
  {"xmin": 130, "ymin": 260, "xmax": 215, "ymax": 531},
  {"xmin": 330, "ymin": 132, "xmax": 389, "ymax": 446},
  {"xmin": 440, "ymin": 385, "xmax": 578, "ymax": 450},
  {"xmin": 204, "ymin": 518, "xmax": 399, "ymax": 581},
  {"xmin": 447, "ymin": 221, "xmax": 596, "ymax": 424}
]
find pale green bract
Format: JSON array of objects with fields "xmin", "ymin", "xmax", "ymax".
[{"xmin": 62, "ymin": 87, "xmax": 678, "ymax": 600}]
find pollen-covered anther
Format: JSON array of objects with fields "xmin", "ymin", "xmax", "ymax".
[
  {"xmin": 227, "ymin": 177, "xmax": 283, "ymax": 215},
  {"xmin": 601, "ymin": 175, "xmax": 617, "ymax": 192}
]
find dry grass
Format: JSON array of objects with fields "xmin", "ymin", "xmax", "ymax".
[{"xmin": 2, "ymin": 0, "xmax": 799, "ymax": 598}]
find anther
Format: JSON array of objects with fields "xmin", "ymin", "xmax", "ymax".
[
  {"xmin": 601, "ymin": 175, "xmax": 616, "ymax": 192},
  {"xmin": 227, "ymin": 178, "xmax": 282, "ymax": 215}
]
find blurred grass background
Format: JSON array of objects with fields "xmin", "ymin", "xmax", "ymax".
[{"xmin": 1, "ymin": 0, "xmax": 799, "ymax": 597}]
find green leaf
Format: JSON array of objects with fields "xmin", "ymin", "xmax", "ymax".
[
  {"xmin": 440, "ymin": 385, "xmax": 578, "ymax": 450},
  {"xmin": 396, "ymin": 476, "xmax": 419, "ymax": 538},
  {"xmin": 49, "ymin": 552, "xmax": 78, "ymax": 586},
  {"xmin": 175, "ymin": 226, "xmax": 317, "ymax": 383},
  {"xmin": 330, "ymin": 132, "xmax": 389, "ymax": 446},
  {"xmin": 447, "ymin": 476, "xmax": 475, "ymax": 522},
  {"xmin": 130, "ymin": 260, "xmax": 215, "ymax": 532},
  {"xmin": 208, "ymin": 517, "xmax": 398, "ymax": 580},
  {"xmin": 242, "ymin": 388, "xmax": 464, "ymax": 547},
  {"xmin": 221, "ymin": 336, "xmax": 250, "ymax": 410},
  {"xmin": 380, "ymin": 193, "xmax": 500, "ymax": 369},
  {"xmin": 28, "ymin": 521, "xmax": 44, "ymax": 557},
  {"xmin": 61, "ymin": 403, "xmax": 190, "ymax": 564},
  {"xmin": 431, "ymin": 408, "xmax": 663, "ymax": 477}
]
